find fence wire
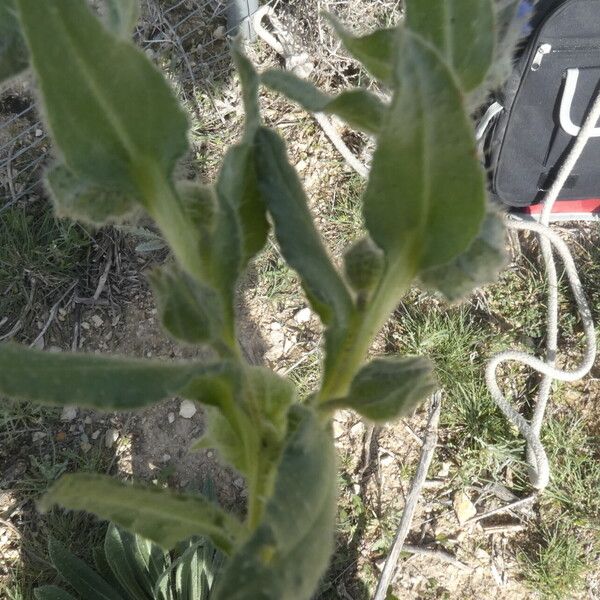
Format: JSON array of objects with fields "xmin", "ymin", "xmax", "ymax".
[{"xmin": 0, "ymin": 0, "xmax": 255, "ymax": 211}]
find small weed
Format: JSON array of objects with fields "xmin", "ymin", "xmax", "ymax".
[{"xmin": 518, "ymin": 524, "xmax": 588, "ymax": 599}]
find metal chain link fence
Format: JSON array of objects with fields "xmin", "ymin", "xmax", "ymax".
[{"xmin": 0, "ymin": 0, "xmax": 260, "ymax": 212}]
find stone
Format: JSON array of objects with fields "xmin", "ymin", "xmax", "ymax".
[
  {"xmin": 168, "ymin": 412, "xmax": 176, "ymax": 424},
  {"xmin": 105, "ymin": 428, "xmax": 119, "ymax": 448},
  {"xmin": 294, "ymin": 307, "xmax": 312, "ymax": 324},
  {"xmin": 60, "ymin": 406, "xmax": 77, "ymax": 422},
  {"xmin": 91, "ymin": 314, "xmax": 104, "ymax": 328},
  {"xmin": 233, "ymin": 477, "xmax": 245, "ymax": 488},
  {"xmin": 32, "ymin": 431, "xmax": 47, "ymax": 442},
  {"xmin": 453, "ymin": 491, "xmax": 477, "ymax": 525},
  {"xmin": 81, "ymin": 442, "xmax": 92, "ymax": 453},
  {"xmin": 179, "ymin": 400, "xmax": 197, "ymax": 419},
  {"xmin": 91, "ymin": 430, "xmax": 101, "ymax": 440}
]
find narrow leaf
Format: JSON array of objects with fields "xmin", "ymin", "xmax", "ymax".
[
  {"xmin": 405, "ymin": 0, "xmax": 495, "ymax": 92},
  {"xmin": 104, "ymin": 524, "xmax": 155, "ymax": 600},
  {"xmin": 41, "ymin": 474, "xmax": 243, "ymax": 554},
  {"xmin": 16, "ymin": 0, "xmax": 188, "ymax": 192},
  {"xmin": 214, "ymin": 406, "xmax": 337, "ymax": 600},
  {"xmin": 363, "ymin": 30, "xmax": 486, "ymax": 274},
  {"xmin": 46, "ymin": 163, "xmax": 137, "ymax": 226},
  {"xmin": 232, "ymin": 39, "xmax": 260, "ymax": 138},
  {"xmin": 105, "ymin": 0, "xmax": 140, "ymax": 38},
  {"xmin": 325, "ymin": 14, "xmax": 396, "ymax": 85},
  {"xmin": 0, "ymin": 343, "xmax": 223, "ymax": 411},
  {"xmin": 0, "ymin": 0, "xmax": 28, "ymax": 84},
  {"xmin": 149, "ymin": 265, "xmax": 225, "ymax": 346},
  {"xmin": 34, "ymin": 587, "xmax": 78, "ymax": 600},
  {"xmin": 420, "ymin": 209, "xmax": 507, "ymax": 301},
  {"xmin": 48, "ymin": 537, "xmax": 123, "ymax": 600},
  {"xmin": 339, "ymin": 356, "xmax": 437, "ymax": 423},
  {"xmin": 253, "ymin": 127, "xmax": 354, "ymax": 362},
  {"xmin": 262, "ymin": 70, "xmax": 386, "ymax": 135}
]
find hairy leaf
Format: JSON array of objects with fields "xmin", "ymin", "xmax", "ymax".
[
  {"xmin": 340, "ymin": 356, "xmax": 437, "ymax": 423},
  {"xmin": 253, "ymin": 126, "xmax": 354, "ymax": 365},
  {"xmin": 419, "ymin": 209, "xmax": 507, "ymax": 301},
  {"xmin": 41, "ymin": 474, "xmax": 242, "ymax": 553},
  {"xmin": 16, "ymin": 0, "xmax": 188, "ymax": 193},
  {"xmin": 34, "ymin": 587, "xmax": 78, "ymax": 600},
  {"xmin": 363, "ymin": 30, "xmax": 486, "ymax": 275},
  {"xmin": 47, "ymin": 538, "xmax": 122, "ymax": 600},
  {"xmin": 46, "ymin": 163, "xmax": 137, "ymax": 225},
  {"xmin": 105, "ymin": 0, "xmax": 140, "ymax": 38},
  {"xmin": 214, "ymin": 406, "xmax": 337, "ymax": 600},
  {"xmin": 405, "ymin": 0, "xmax": 495, "ymax": 92},
  {"xmin": 0, "ymin": 0, "xmax": 28, "ymax": 84},
  {"xmin": 343, "ymin": 236, "xmax": 385, "ymax": 294},
  {"xmin": 262, "ymin": 70, "xmax": 385, "ymax": 135},
  {"xmin": 325, "ymin": 14, "xmax": 396, "ymax": 85},
  {"xmin": 150, "ymin": 265, "xmax": 225, "ymax": 346},
  {"xmin": 0, "ymin": 344, "xmax": 223, "ymax": 411}
]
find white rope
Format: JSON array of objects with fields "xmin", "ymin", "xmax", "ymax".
[{"xmin": 487, "ymin": 89, "xmax": 600, "ymax": 490}]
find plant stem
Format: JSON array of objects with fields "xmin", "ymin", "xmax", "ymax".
[{"xmin": 319, "ymin": 256, "xmax": 416, "ymax": 403}]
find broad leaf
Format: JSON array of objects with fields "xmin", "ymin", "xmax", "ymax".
[
  {"xmin": 16, "ymin": 0, "xmax": 188, "ymax": 193},
  {"xmin": 0, "ymin": 0, "xmax": 28, "ymax": 84},
  {"xmin": 262, "ymin": 70, "xmax": 386, "ymax": 135},
  {"xmin": 34, "ymin": 587, "xmax": 78, "ymax": 600},
  {"xmin": 47, "ymin": 538, "xmax": 122, "ymax": 600},
  {"xmin": 340, "ymin": 356, "xmax": 437, "ymax": 423},
  {"xmin": 325, "ymin": 14, "xmax": 396, "ymax": 85},
  {"xmin": 41, "ymin": 474, "xmax": 243, "ymax": 554},
  {"xmin": 405, "ymin": 0, "xmax": 495, "ymax": 92},
  {"xmin": 149, "ymin": 265, "xmax": 225, "ymax": 346},
  {"xmin": 0, "ymin": 343, "xmax": 223, "ymax": 411},
  {"xmin": 46, "ymin": 163, "xmax": 137, "ymax": 225},
  {"xmin": 363, "ymin": 30, "xmax": 486, "ymax": 275},
  {"xmin": 253, "ymin": 127, "xmax": 354, "ymax": 366},
  {"xmin": 213, "ymin": 406, "xmax": 337, "ymax": 600},
  {"xmin": 420, "ymin": 209, "xmax": 507, "ymax": 301},
  {"xmin": 105, "ymin": 0, "xmax": 140, "ymax": 38}
]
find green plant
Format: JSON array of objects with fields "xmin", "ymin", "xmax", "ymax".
[
  {"xmin": 0, "ymin": 1, "xmax": 522, "ymax": 598},
  {"xmin": 35, "ymin": 522, "xmax": 223, "ymax": 600}
]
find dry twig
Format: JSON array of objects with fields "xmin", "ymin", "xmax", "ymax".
[{"xmin": 373, "ymin": 392, "xmax": 442, "ymax": 600}]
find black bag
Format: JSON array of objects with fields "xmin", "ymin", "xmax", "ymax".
[{"xmin": 486, "ymin": 0, "xmax": 600, "ymax": 207}]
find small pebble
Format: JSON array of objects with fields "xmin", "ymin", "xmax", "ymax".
[
  {"xmin": 233, "ymin": 477, "xmax": 244, "ymax": 488},
  {"xmin": 167, "ymin": 412, "xmax": 175, "ymax": 424},
  {"xmin": 91, "ymin": 315, "xmax": 104, "ymax": 328},
  {"xmin": 61, "ymin": 406, "xmax": 77, "ymax": 422},
  {"xmin": 179, "ymin": 400, "xmax": 197, "ymax": 419},
  {"xmin": 81, "ymin": 442, "xmax": 92, "ymax": 453},
  {"xmin": 162, "ymin": 454, "xmax": 171, "ymax": 462},
  {"xmin": 294, "ymin": 307, "xmax": 312, "ymax": 324},
  {"xmin": 207, "ymin": 451, "xmax": 214, "ymax": 458},
  {"xmin": 32, "ymin": 431, "xmax": 47, "ymax": 442},
  {"xmin": 105, "ymin": 428, "xmax": 119, "ymax": 448},
  {"xmin": 84, "ymin": 416, "xmax": 93, "ymax": 425},
  {"xmin": 91, "ymin": 430, "xmax": 101, "ymax": 440}
]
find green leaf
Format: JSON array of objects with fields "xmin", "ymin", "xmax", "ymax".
[
  {"xmin": 46, "ymin": 164, "xmax": 137, "ymax": 226},
  {"xmin": 0, "ymin": 0, "xmax": 28, "ymax": 84},
  {"xmin": 213, "ymin": 406, "xmax": 337, "ymax": 600},
  {"xmin": 253, "ymin": 126, "xmax": 354, "ymax": 365},
  {"xmin": 34, "ymin": 587, "xmax": 78, "ymax": 600},
  {"xmin": 325, "ymin": 14, "xmax": 396, "ymax": 85},
  {"xmin": 419, "ymin": 209, "xmax": 507, "ymax": 301},
  {"xmin": 105, "ymin": 0, "xmax": 140, "ymax": 38},
  {"xmin": 232, "ymin": 39, "xmax": 260, "ymax": 139},
  {"xmin": 338, "ymin": 356, "xmax": 437, "ymax": 423},
  {"xmin": 104, "ymin": 524, "xmax": 155, "ymax": 600},
  {"xmin": 47, "ymin": 537, "xmax": 123, "ymax": 600},
  {"xmin": 215, "ymin": 143, "xmax": 268, "ymax": 276},
  {"xmin": 16, "ymin": 0, "xmax": 188, "ymax": 193},
  {"xmin": 343, "ymin": 236, "xmax": 385, "ymax": 294},
  {"xmin": 41, "ymin": 474, "xmax": 243, "ymax": 554},
  {"xmin": 405, "ymin": 0, "xmax": 495, "ymax": 92},
  {"xmin": 0, "ymin": 343, "xmax": 223, "ymax": 411},
  {"xmin": 149, "ymin": 265, "xmax": 225, "ymax": 346},
  {"xmin": 363, "ymin": 30, "xmax": 486, "ymax": 274},
  {"xmin": 262, "ymin": 70, "xmax": 386, "ymax": 135}
]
